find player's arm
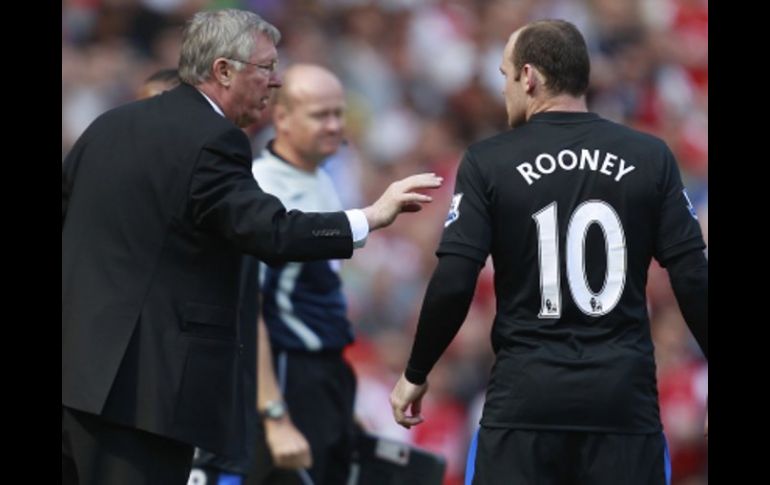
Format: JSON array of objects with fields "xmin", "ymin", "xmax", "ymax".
[
  {"xmin": 653, "ymin": 145, "xmax": 707, "ymax": 359},
  {"xmin": 391, "ymin": 254, "xmax": 482, "ymax": 428},
  {"xmin": 665, "ymin": 248, "xmax": 708, "ymax": 360},
  {"xmin": 662, "ymin": 246, "xmax": 709, "ymax": 439},
  {"xmin": 653, "ymin": 145, "xmax": 708, "ymax": 440},
  {"xmin": 257, "ymin": 316, "xmax": 312, "ymax": 469}
]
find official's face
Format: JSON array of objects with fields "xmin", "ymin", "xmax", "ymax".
[{"xmin": 229, "ymin": 32, "xmax": 282, "ymax": 128}]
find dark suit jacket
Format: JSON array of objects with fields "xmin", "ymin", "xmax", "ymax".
[{"xmin": 62, "ymin": 83, "xmax": 353, "ymax": 457}]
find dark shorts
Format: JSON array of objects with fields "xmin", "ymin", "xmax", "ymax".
[{"xmin": 467, "ymin": 427, "xmax": 671, "ymax": 485}]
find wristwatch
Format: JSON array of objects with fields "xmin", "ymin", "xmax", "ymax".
[{"xmin": 260, "ymin": 400, "xmax": 287, "ymax": 421}]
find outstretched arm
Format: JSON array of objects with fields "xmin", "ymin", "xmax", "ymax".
[
  {"xmin": 190, "ymin": 129, "xmax": 442, "ymax": 262},
  {"xmin": 391, "ymin": 254, "xmax": 482, "ymax": 428}
]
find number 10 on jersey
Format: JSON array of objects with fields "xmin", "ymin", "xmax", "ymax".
[{"xmin": 532, "ymin": 200, "xmax": 626, "ymax": 318}]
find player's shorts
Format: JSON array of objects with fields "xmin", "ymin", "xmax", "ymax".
[{"xmin": 466, "ymin": 427, "xmax": 671, "ymax": 485}]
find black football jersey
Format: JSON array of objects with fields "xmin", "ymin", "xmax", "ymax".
[{"xmin": 439, "ymin": 111, "xmax": 705, "ymax": 433}]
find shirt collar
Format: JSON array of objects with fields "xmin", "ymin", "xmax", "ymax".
[{"xmin": 196, "ymin": 89, "xmax": 225, "ymax": 117}]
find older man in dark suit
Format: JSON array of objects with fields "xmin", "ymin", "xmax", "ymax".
[{"xmin": 62, "ymin": 9, "xmax": 441, "ymax": 485}]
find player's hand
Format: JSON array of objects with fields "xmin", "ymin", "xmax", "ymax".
[
  {"xmin": 362, "ymin": 173, "xmax": 443, "ymax": 231},
  {"xmin": 264, "ymin": 415, "xmax": 313, "ymax": 469},
  {"xmin": 390, "ymin": 372, "xmax": 428, "ymax": 429}
]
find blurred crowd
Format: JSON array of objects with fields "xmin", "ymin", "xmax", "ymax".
[{"xmin": 62, "ymin": 0, "xmax": 708, "ymax": 483}]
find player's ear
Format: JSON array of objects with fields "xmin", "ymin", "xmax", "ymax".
[{"xmin": 521, "ymin": 64, "xmax": 542, "ymax": 94}]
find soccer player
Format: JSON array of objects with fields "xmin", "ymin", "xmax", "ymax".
[{"xmin": 390, "ymin": 19, "xmax": 707, "ymax": 485}]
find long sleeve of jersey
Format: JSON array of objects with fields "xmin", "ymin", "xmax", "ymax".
[
  {"xmin": 666, "ymin": 248, "xmax": 708, "ymax": 360},
  {"xmin": 404, "ymin": 254, "xmax": 483, "ymax": 385}
]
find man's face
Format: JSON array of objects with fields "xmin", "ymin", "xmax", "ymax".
[
  {"xmin": 228, "ymin": 32, "xmax": 281, "ymax": 128},
  {"xmin": 280, "ymin": 85, "xmax": 346, "ymax": 163},
  {"xmin": 501, "ymin": 31, "xmax": 527, "ymax": 128}
]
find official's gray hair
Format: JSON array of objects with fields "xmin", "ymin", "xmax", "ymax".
[{"xmin": 178, "ymin": 9, "xmax": 281, "ymax": 85}]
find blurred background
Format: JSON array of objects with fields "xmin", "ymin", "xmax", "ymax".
[{"xmin": 62, "ymin": 0, "xmax": 708, "ymax": 483}]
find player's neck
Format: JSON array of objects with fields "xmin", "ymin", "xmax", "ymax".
[{"xmin": 528, "ymin": 95, "xmax": 587, "ymax": 118}]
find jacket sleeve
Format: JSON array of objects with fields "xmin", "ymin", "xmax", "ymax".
[{"xmin": 189, "ymin": 127, "xmax": 353, "ymax": 265}]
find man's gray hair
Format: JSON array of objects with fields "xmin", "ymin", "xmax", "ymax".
[{"xmin": 178, "ymin": 9, "xmax": 281, "ymax": 85}]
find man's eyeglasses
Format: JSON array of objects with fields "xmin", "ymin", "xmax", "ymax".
[{"xmin": 226, "ymin": 58, "xmax": 278, "ymax": 75}]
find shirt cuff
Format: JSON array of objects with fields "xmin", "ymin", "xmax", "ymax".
[
  {"xmin": 404, "ymin": 366, "xmax": 427, "ymax": 385},
  {"xmin": 344, "ymin": 209, "xmax": 369, "ymax": 249}
]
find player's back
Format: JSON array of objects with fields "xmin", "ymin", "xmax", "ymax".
[{"xmin": 441, "ymin": 111, "xmax": 704, "ymax": 432}]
